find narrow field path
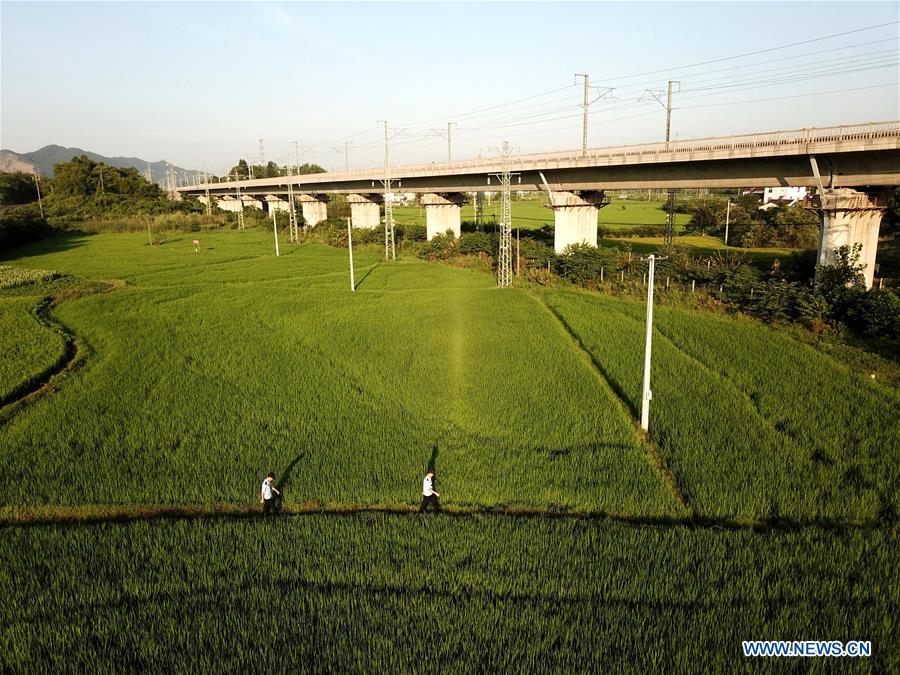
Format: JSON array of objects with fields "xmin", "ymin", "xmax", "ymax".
[
  {"xmin": 527, "ymin": 291, "xmax": 694, "ymax": 516},
  {"xmin": 0, "ymin": 501, "xmax": 890, "ymax": 533}
]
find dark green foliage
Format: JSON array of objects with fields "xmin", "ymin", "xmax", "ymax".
[
  {"xmin": 518, "ymin": 237, "xmax": 555, "ymax": 269},
  {"xmin": 415, "ymin": 232, "xmax": 458, "ymax": 260},
  {"xmin": 843, "ymin": 289, "xmax": 900, "ymax": 339},
  {"xmin": 598, "ymin": 224, "xmax": 668, "ymax": 238},
  {"xmin": 555, "ymin": 244, "xmax": 618, "ymax": 285},
  {"xmin": 0, "ymin": 205, "xmax": 50, "ymax": 249},
  {"xmin": 740, "ymin": 205, "xmax": 819, "ymax": 248},
  {"xmin": 0, "ymin": 171, "xmax": 39, "ymax": 206},
  {"xmin": 401, "ymin": 223, "xmax": 427, "ymax": 242},
  {"xmin": 458, "ymin": 231, "xmax": 492, "ymax": 256}
]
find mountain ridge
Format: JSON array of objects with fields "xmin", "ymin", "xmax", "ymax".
[{"xmin": 0, "ymin": 144, "xmax": 200, "ymax": 186}]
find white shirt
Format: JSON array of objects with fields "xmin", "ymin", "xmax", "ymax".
[
  {"xmin": 422, "ymin": 475, "xmax": 435, "ymax": 497},
  {"xmin": 261, "ymin": 479, "xmax": 273, "ymax": 500}
]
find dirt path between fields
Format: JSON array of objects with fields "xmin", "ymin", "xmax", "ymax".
[{"xmin": 0, "ymin": 501, "xmax": 892, "ymax": 533}]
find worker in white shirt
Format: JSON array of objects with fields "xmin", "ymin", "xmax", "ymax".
[
  {"xmin": 260, "ymin": 472, "xmax": 281, "ymax": 516},
  {"xmin": 419, "ymin": 470, "xmax": 441, "ymax": 513}
]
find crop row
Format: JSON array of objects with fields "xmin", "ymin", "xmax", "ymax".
[
  {"xmin": 539, "ymin": 289, "xmax": 897, "ymax": 521},
  {"xmin": 1, "ymin": 515, "xmax": 896, "ymax": 672},
  {"xmin": 0, "ymin": 234, "xmax": 677, "ymax": 515}
]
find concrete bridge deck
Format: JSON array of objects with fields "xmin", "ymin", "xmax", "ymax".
[{"xmin": 179, "ymin": 121, "xmax": 900, "ymax": 196}]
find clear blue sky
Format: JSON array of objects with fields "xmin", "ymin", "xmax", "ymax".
[{"xmin": 2, "ymin": 1, "xmax": 898, "ymax": 174}]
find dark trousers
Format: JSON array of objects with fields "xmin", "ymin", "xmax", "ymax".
[
  {"xmin": 262, "ymin": 498, "xmax": 275, "ymax": 516},
  {"xmin": 419, "ymin": 494, "xmax": 441, "ymax": 513}
]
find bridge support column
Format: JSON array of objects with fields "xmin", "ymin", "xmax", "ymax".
[
  {"xmin": 297, "ymin": 194, "xmax": 328, "ymax": 227},
  {"xmin": 816, "ymin": 188, "xmax": 884, "ymax": 289},
  {"xmin": 346, "ymin": 194, "xmax": 383, "ymax": 230},
  {"xmin": 421, "ymin": 193, "xmax": 464, "ymax": 239},
  {"xmin": 264, "ymin": 195, "xmax": 291, "ymax": 213},
  {"xmin": 547, "ymin": 190, "xmax": 607, "ymax": 253}
]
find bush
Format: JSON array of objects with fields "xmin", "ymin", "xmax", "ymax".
[
  {"xmin": 458, "ymin": 232, "xmax": 492, "ymax": 256},
  {"xmin": 401, "ymin": 224, "xmax": 427, "ymax": 242},
  {"xmin": 844, "ymin": 289, "xmax": 900, "ymax": 339},
  {"xmin": 416, "ymin": 232, "xmax": 458, "ymax": 260},
  {"xmin": 555, "ymin": 244, "xmax": 618, "ymax": 286},
  {"xmin": 0, "ymin": 205, "xmax": 51, "ymax": 249},
  {"xmin": 518, "ymin": 238, "xmax": 555, "ymax": 269}
]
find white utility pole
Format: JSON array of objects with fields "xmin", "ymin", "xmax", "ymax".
[
  {"xmin": 640, "ymin": 254, "xmax": 664, "ymax": 431},
  {"xmin": 724, "ymin": 199, "xmax": 731, "ymax": 246},
  {"xmin": 272, "ymin": 209, "xmax": 280, "ymax": 256},
  {"xmin": 334, "ymin": 141, "xmax": 351, "ymax": 172},
  {"xmin": 347, "ymin": 217, "xmax": 355, "ymax": 291},
  {"xmin": 575, "ymin": 73, "xmax": 589, "ymax": 156},
  {"xmin": 33, "ymin": 173, "xmax": 44, "ymax": 218}
]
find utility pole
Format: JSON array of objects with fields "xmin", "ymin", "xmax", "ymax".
[
  {"xmin": 347, "ymin": 217, "xmax": 355, "ymax": 291},
  {"xmin": 203, "ymin": 164, "xmax": 211, "ymax": 217},
  {"xmin": 640, "ymin": 254, "xmax": 665, "ymax": 432},
  {"xmin": 236, "ymin": 183, "xmax": 245, "ymax": 230},
  {"xmin": 664, "ymin": 80, "xmax": 680, "ymax": 248},
  {"xmin": 379, "ymin": 120, "xmax": 397, "ymax": 261},
  {"xmin": 724, "ymin": 199, "xmax": 731, "ymax": 246},
  {"xmin": 573, "ymin": 74, "xmax": 613, "ymax": 157},
  {"xmin": 33, "ymin": 173, "xmax": 44, "ymax": 218},
  {"xmin": 428, "ymin": 122, "xmax": 457, "ymax": 163},
  {"xmin": 272, "ymin": 208, "xmax": 280, "ymax": 256},
  {"xmin": 334, "ymin": 142, "xmax": 351, "ymax": 172},
  {"xmin": 575, "ymin": 73, "xmax": 589, "ymax": 156},
  {"xmin": 665, "ymin": 80, "xmax": 678, "ymax": 150},
  {"xmin": 495, "ymin": 141, "xmax": 514, "ymax": 288}
]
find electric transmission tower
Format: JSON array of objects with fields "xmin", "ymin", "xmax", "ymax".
[
  {"xmin": 286, "ymin": 162, "xmax": 298, "ymax": 243},
  {"xmin": 379, "ymin": 120, "xmax": 399, "ymax": 261},
  {"xmin": 236, "ymin": 182, "xmax": 245, "ymax": 230},
  {"xmin": 495, "ymin": 141, "xmax": 513, "ymax": 288}
]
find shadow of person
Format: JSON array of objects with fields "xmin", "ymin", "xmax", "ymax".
[{"xmin": 428, "ymin": 445, "xmax": 439, "ymax": 474}]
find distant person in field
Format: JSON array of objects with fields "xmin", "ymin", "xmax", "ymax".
[
  {"xmin": 419, "ymin": 470, "xmax": 441, "ymax": 513},
  {"xmin": 260, "ymin": 472, "xmax": 281, "ymax": 516}
]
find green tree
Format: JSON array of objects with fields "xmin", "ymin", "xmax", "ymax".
[{"xmin": 0, "ymin": 172, "xmax": 39, "ymax": 205}]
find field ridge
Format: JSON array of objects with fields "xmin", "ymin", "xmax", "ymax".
[
  {"xmin": 1, "ymin": 500, "xmax": 892, "ymax": 532},
  {"xmin": 527, "ymin": 291, "xmax": 693, "ymax": 515}
]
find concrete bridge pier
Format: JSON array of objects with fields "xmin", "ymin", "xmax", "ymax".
[
  {"xmin": 264, "ymin": 195, "xmax": 292, "ymax": 213},
  {"xmin": 816, "ymin": 188, "xmax": 885, "ymax": 289},
  {"xmin": 547, "ymin": 190, "xmax": 607, "ymax": 253},
  {"xmin": 421, "ymin": 193, "xmax": 464, "ymax": 239},
  {"xmin": 346, "ymin": 193, "xmax": 383, "ymax": 229},
  {"xmin": 216, "ymin": 195, "xmax": 262, "ymax": 212},
  {"xmin": 297, "ymin": 194, "xmax": 328, "ymax": 227}
]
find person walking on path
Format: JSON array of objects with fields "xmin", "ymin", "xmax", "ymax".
[
  {"xmin": 419, "ymin": 471, "xmax": 441, "ymax": 513},
  {"xmin": 260, "ymin": 472, "xmax": 281, "ymax": 516}
]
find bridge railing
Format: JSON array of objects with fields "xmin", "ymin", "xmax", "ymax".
[
  {"xmin": 382, "ymin": 120, "xmax": 900, "ymax": 175},
  {"xmin": 186, "ymin": 121, "xmax": 899, "ymax": 188}
]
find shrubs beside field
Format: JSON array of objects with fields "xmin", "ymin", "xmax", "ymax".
[{"xmin": 316, "ymin": 222, "xmax": 900, "ymax": 342}]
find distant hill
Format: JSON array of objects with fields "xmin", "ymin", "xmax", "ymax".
[{"xmin": 0, "ymin": 144, "xmax": 200, "ymax": 187}]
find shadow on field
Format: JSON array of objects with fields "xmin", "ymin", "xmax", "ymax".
[
  {"xmin": 354, "ymin": 264, "xmax": 378, "ymax": 290},
  {"xmin": 0, "ymin": 232, "xmax": 94, "ymax": 262}
]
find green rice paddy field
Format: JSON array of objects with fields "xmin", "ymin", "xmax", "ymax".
[{"xmin": 1, "ymin": 230, "xmax": 897, "ymax": 671}]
